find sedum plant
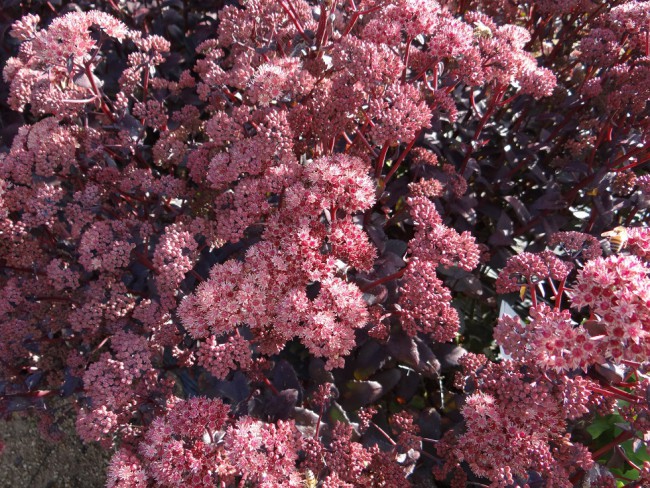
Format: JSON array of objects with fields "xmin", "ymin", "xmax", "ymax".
[{"xmin": 0, "ymin": 0, "xmax": 648, "ymax": 486}]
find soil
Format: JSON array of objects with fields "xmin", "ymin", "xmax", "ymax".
[{"xmin": 0, "ymin": 415, "xmax": 108, "ymax": 488}]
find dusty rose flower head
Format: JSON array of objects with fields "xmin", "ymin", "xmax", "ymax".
[
  {"xmin": 133, "ymin": 397, "xmax": 231, "ymax": 487},
  {"xmin": 225, "ymin": 417, "xmax": 303, "ymax": 487},
  {"xmin": 408, "ymin": 178, "xmax": 444, "ymax": 198},
  {"xmin": 496, "ymin": 251, "xmax": 572, "ymax": 293},
  {"xmin": 570, "ymin": 254, "xmax": 650, "ymax": 363},
  {"xmin": 627, "ymin": 226, "xmax": 650, "ymax": 260},
  {"xmin": 301, "ymin": 153, "xmax": 377, "ymax": 213},
  {"xmin": 329, "ymin": 217, "xmax": 377, "ymax": 272},
  {"xmin": 106, "ymin": 449, "xmax": 148, "ymax": 488},
  {"xmin": 9, "ymin": 14, "xmax": 40, "ymax": 41},
  {"xmin": 367, "ymin": 83, "xmax": 432, "ymax": 145},
  {"xmin": 549, "ymin": 231, "xmax": 602, "ymax": 260},
  {"xmin": 495, "ymin": 304, "xmax": 598, "ymax": 372},
  {"xmin": 407, "ymin": 196, "xmax": 480, "ymax": 271},
  {"xmin": 399, "ymin": 259, "xmax": 459, "ymax": 342},
  {"xmin": 3, "ymin": 11, "xmax": 133, "ymax": 115},
  {"xmin": 197, "ymin": 333, "xmax": 253, "ymax": 380},
  {"xmin": 436, "ymin": 355, "xmax": 596, "ymax": 486}
]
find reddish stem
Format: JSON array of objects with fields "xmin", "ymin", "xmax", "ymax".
[
  {"xmin": 374, "ymin": 142, "xmax": 390, "ymax": 179},
  {"xmin": 591, "ymin": 430, "xmax": 635, "ymax": 460},
  {"xmin": 142, "ymin": 65, "xmax": 150, "ymax": 103},
  {"xmin": 263, "ymin": 377, "xmax": 279, "ymax": 395},
  {"xmin": 616, "ymin": 155, "xmax": 650, "ymax": 173},
  {"xmin": 316, "ymin": 0, "xmax": 337, "ymax": 51},
  {"xmin": 189, "ymin": 270, "xmax": 204, "ymax": 282},
  {"xmin": 328, "ymin": 136, "xmax": 336, "ymax": 154},
  {"xmin": 413, "ymin": 60, "xmax": 436, "ymax": 83},
  {"xmin": 554, "ymin": 278, "xmax": 566, "ymax": 310},
  {"xmin": 384, "ymin": 132, "xmax": 420, "ymax": 186},
  {"xmin": 611, "ymin": 143, "xmax": 650, "ymax": 168},
  {"xmin": 278, "ymin": 0, "xmax": 311, "ymax": 43},
  {"xmin": 459, "ymin": 85, "xmax": 505, "ymax": 175},
  {"xmin": 84, "ymin": 61, "xmax": 116, "ymax": 123},
  {"xmin": 134, "ymin": 251, "xmax": 159, "ymax": 274},
  {"xmin": 342, "ymin": 4, "xmax": 383, "ymax": 36},
  {"xmin": 2, "ymin": 390, "xmax": 56, "ymax": 398},
  {"xmin": 431, "ymin": 64, "xmax": 439, "ymax": 90},
  {"xmin": 314, "ymin": 2, "xmax": 329, "ymax": 49},
  {"xmin": 370, "ymin": 421, "xmax": 396, "ymax": 446},
  {"xmin": 32, "ymin": 296, "xmax": 73, "ymax": 303},
  {"xmin": 90, "ymin": 336, "xmax": 111, "ymax": 356},
  {"xmin": 469, "ymin": 90, "xmax": 481, "ymax": 117},
  {"xmin": 342, "ymin": 11, "xmax": 361, "ymax": 36},
  {"xmin": 590, "ymin": 385, "xmax": 641, "ymax": 404},
  {"xmin": 1, "ymin": 265, "xmax": 46, "ymax": 276},
  {"xmin": 361, "ymin": 265, "xmax": 408, "ymax": 292},
  {"xmin": 587, "ymin": 119, "xmax": 612, "ymax": 170},
  {"xmin": 314, "ymin": 404, "xmax": 324, "ymax": 438},
  {"xmin": 545, "ymin": 12, "xmax": 578, "ymax": 64},
  {"xmin": 617, "ymin": 445, "xmax": 642, "ymax": 471},
  {"xmin": 473, "ymin": 87, "xmax": 505, "ymax": 141},
  {"xmin": 354, "ymin": 128, "xmax": 378, "ymax": 157},
  {"xmin": 525, "ymin": 13, "xmax": 551, "ymax": 50}
]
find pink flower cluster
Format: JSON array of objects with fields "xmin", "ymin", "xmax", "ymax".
[
  {"xmin": 4, "ymin": 12, "xmax": 133, "ymax": 116},
  {"xmin": 395, "ymin": 196, "xmax": 480, "ymax": 341},
  {"xmin": 106, "ymin": 396, "xmax": 416, "ymax": 487},
  {"xmin": 571, "ymin": 254, "xmax": 650, "ymax": 363},
  {"xmin": 496, "ymin": 240, "xmax": 650, "ymax": 370},
  {"xmin": 179, "ymin": 239, "xmax": 370, "ymax": 369},
  {"xmin": 435, "ymin": 354, "xmax": 599, "ymax": 487},
  {"xmin": 495, "ymin": 304, "xmax": 595, "ymax": 371},
  {"xmin": 109, "ymin": 397, "xmax": 231, "ymax": 487},
  {"xmin": 495, "ymin": 250, "xmax": 573, "ymax": 294}
]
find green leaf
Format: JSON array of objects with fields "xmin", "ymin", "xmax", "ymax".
[
  {"xmin": 587, "ymin": 414, "xmax": 623, "ymax": 440},
  {"xmin": 409, "ymin": 395, "xmax": 426, "ymax": 410}
]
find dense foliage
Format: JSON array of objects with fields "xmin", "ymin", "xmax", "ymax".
[{"xmin": 0, "ymin": 0, "xmax": 648, "ymax": 486}]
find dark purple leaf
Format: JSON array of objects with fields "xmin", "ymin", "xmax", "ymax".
[
  {"xmin": 411, "ymin": 338, "xmax": 441, "ymax": 377},
  {"xmin": 394, "ymin": 370, "xmax": 420, "ymax": 403},
  {"xmin": 372, "ymin": 369, "xmax": 401, "ymax": 393},
  {"xmin": 387, "ymin": 333, "xmax": 419, "ymax": 366},
  {"xmin": 504, "ymin": 195, "xmax": 531, "ymax": 224},
  {"xmin": 202, "ymin": 372, "xmax": 250, "ymax": 404},
  {"xmin": 352, "ymin": 341, "xmax": 387, "ymax": 380},
  {"xmin": 308, "ymin": 358, "xmax": 335, "ymax": 385},
  {"xmin": 489, "ymin": 212, "xmax": 513, "ymax": 246},
  {"xmin": 258, "ymin": 389, "xmax": 299, "ymax": 420},
  {"xmin": 531, "ymin": 188, "xmax": 565, "ymax": 211},
  {"xmin": 61, "ymin": 372, "xmax": 83, "ymax": 398},
  {"xmin": 340, "ymin": 380, "xmax": 384, "ymax": 410},
  {"xmin": 438, "ymin": 267, "xmax": 482, "ymax": 296},
  {"xmin": 387, "ymin": 334, "xmax": 440, "ymax": 377},
  {"xmin": 593, "ymin": 362, "xmax": 625, "ymax": 384},
  {"xmin": 292, "ymin": 407, "xmax": 319, "ymax": 428},
  {"xmin": 272, "ymin": 360, "xmax": 303, "ymax": 402},
  {"xmin": 385, "ymin": 239, "xmax": 408, "ymax": 257},
  {"xmin": 365, "ymin": 214, "xmax": 388, "ymax": 252},
  {"xmin": 328, "ymin": 401, "xmax": 351, "ymax": 425},
  {"xmin": 429, "ymin": 344, "xmax": 467, "ymax": 371},
  {"xmin": 25, "ymin": 372, "xmax": 43, "ymax": 391},
  {"xmin": 418, "ymin": 408, "xmax": 442, "ymax": 440}
]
